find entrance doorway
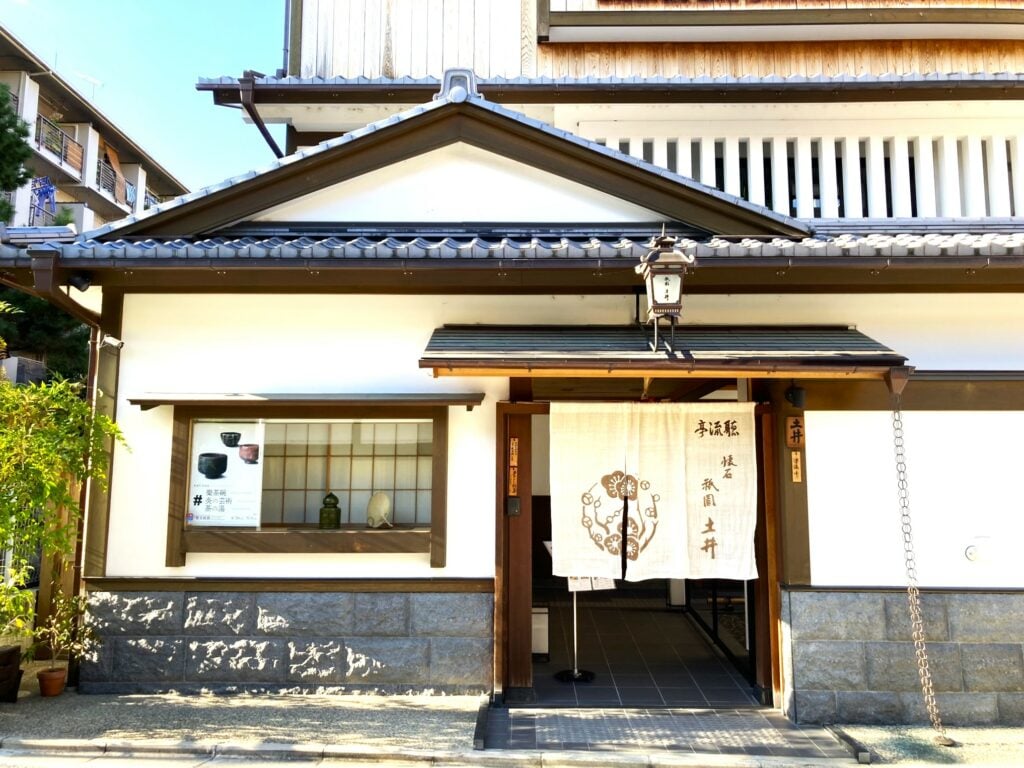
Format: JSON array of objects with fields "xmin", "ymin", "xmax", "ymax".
[
  {"xmin": 499, "ymin": 402, "xmax": 778, "ymax": 707},
  {"xmin": 530, "ymin": 578, "xmax": 759, "ymax": 707}
]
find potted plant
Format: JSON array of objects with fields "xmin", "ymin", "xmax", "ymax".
[
  {"xmin": 30, "ymin": 587, "xmax": 98, "ymax": 697},
  {"xmin": 0, "ymin": 374, "xmax": 124, "ymax": 700}
]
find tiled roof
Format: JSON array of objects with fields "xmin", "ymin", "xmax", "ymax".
[
  {"xmin": 198, "ymin": 72, "xmax": 1024, "ymax": 89},
  {"xmin": 80, "ymin": 85, "xmax": 805, "ymax": 241},
  {"xmin": 12, "ymin": 231, "xmax": 1024, "ymax": 262},
  {"xmin": 420, "ymin": 324, "xmax": 905, "ymax": 367}
]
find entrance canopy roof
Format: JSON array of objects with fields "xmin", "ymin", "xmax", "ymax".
[{"xmin": 420, "ymin": 324, "xmax": 906, "ymax": 380}]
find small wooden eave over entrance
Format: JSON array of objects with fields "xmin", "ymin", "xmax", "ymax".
[{"xmin": 419, "ymin": 324, "xmax": 906, "ymax": 381}]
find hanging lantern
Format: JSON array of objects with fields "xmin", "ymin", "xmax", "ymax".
[{"xmin": 635, "ymin": 232, "xmax": 696, "ymax": 320}]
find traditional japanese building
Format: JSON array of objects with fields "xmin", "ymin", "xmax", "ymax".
[{"xmin": 2, "ymin": 1, "xmax": 1023, "ymax": 726}]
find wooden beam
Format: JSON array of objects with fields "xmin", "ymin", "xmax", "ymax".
[{"xmin": 84, "ymin": 577, "xmax": 492, "ymax": 593}]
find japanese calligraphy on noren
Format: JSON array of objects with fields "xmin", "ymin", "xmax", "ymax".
[{"xmin": 685, "ymin": 405, "xmax": 757, "ymax": 578}]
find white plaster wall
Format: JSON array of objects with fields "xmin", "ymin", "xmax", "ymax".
[
  {"xmin": 106, "ymin": 292, "xmax": 1024, "ymax": 578},
  {"xmin": 253, "ymin": 143, "xmax": 662, "ymax": 223},
  {"xmin": 805, "ymin": 411, "xmax": 1024, "ymax": 589},
  {"xmin": 682, "ymin": 293, "xmax": 1024, "ymax": 370},
  {"xmin": 106, "ymin": 293, "xmax": 635, "ymax": 578}
]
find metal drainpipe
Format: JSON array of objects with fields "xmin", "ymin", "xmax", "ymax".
[{"xmin": 239, "ymin": 73, "xmax": 285, "ymax": 159}]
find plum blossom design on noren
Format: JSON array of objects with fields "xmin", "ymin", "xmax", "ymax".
[{"xmin": 580, "ymin": 470, "xmax": 659, "ymax": 561}]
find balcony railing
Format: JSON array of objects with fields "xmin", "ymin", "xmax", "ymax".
[
  {"xmin": 34, "ymin": 116, "xmax": 84, "ymax": 175},
  {"xmin": 96, "ymin": 160, "xmax": 135, "ymax": 209},
  {"xmin": 28, "ymin": 205, "xmax": 55, "ymax": 227},
  {"xmin": 144, "ymin": 189, "xmax": 161, "ymax": 210}
]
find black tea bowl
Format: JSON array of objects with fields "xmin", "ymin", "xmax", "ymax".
[
  {"xmin": 198, "ymin": 452, "xmax": 228, "ymax": 479},
  {"xmin": 220, "ymin": 431, "xmax": 241, "ymax": 447}
]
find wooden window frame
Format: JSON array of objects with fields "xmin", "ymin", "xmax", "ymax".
[{"xmin": 166, "ymin": 403, "xmax": 448, "ymax": 568}]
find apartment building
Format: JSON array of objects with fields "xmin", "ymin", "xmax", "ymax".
[{"xmin": 0, "ymin": 25, "xmax": 186, "ymax": 231}]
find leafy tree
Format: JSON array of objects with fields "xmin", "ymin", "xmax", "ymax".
[
  {"xmin": 0, "ymin": 288, "xmax": 89, "ymax": 380},
  {"xmin": 0, "ymin": 378, "xmax": 124, "ymax": 640},
  {"xmin": 0, "ymin": 84, "xmax": 31, "ymax": 224}
]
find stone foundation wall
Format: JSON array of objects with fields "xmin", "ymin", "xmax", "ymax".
[
  {"xmin": 80, "ymin": 590, "xmax": 493, "ymax": 694},
  {"xmin": 781, "ymin": 589, "xmax": 1024, "ymax": 725}
]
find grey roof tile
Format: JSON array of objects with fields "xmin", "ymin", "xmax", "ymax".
[
  {"xmin": 198, "ymin": 71, "xmax": 1024, "ymax": 88},
  {"xmin": 4, "ymin": 231, "xmax": 1023, "ymax": 264},
  {"xmin": 81, "ymin": 88, "xmax": 803, "ymax": 242}
]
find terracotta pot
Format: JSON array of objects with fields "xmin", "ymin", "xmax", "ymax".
[{"xmin": 36, "ymin": 667, "xmax": 66, "ymax": 697}]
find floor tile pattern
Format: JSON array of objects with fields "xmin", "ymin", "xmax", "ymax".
[
  {"xmin": 485, "ymin": 707, "xmax": 851, "ymax": 758},
  {"xmin": 532, "ymin": 594, "xmax": 756, "ymax": 707}
]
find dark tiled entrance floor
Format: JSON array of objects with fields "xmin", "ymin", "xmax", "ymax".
[
  {"xmin": 531, "ymin": 593, "xmax": 757, "ymax": 707},
  {"xmin": 484, "ymin": 707, "xmax": 851, "ymax": 759}
]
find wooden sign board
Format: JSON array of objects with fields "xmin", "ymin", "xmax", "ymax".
[{"xmin": 786, "ymin": 416, "xmax": 806, "ymax": 449}]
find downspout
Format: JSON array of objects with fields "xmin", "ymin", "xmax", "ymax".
[
  {"xmin": 282, "ymin": 0, "xmax": 291, "ymax": 76},
  {"xmin": 239, "ymin": 71, "xmax": 285, "ymax": 159}
]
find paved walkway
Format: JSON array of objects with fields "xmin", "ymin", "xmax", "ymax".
[{"xmin": 3, "ymin": 665, "xmax": 1020, "ymax": 765}]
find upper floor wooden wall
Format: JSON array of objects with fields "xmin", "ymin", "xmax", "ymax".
[{"xmin": 297, "ymin": 0, "xmax": 1024, "ymax": 80}]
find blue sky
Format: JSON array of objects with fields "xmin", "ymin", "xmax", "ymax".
[{"xmin": 2, "ymin": 0, "xmax": 288, "ymax": 191}]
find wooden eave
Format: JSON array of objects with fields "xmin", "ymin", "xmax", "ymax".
[
  {"xmin": 4, "ymin": 259, "xmax": 1022, "ymax": 295},
  {"xmin": 127, "ymin": 392, "xmax": 485, "ymax": 411},
  {"xmin": 203, "ymin": 80, "xmax": 1024, "ymax": 108},
  {"xmin": 99, "ymin": 102, "xmax": 807, "ymax": 240}
]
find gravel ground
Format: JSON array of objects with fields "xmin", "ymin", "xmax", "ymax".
[
  {"xmin": 0, "ymin": 689, "xmax": 483, "ymax": 751},
  {"xmin": 840, "ymin": 725, "xmax": 1024, "ymax": 765}
]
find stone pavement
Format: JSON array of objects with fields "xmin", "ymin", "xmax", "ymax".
[
  {"xmin": 0, "ymin": 670, "xmax": 853, "ymax": 767},
  {"xmin": 3, "ymin": 672, "xmax": 1018, "ymax": 766}
]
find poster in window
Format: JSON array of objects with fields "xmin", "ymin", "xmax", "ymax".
[{"xmin": 187, "ymin": 421, "xmax": 265, "ymax": 527}]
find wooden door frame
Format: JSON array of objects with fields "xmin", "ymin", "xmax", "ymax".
[{"xmin": 494, "ymin": 401, "xmax": 548, "ymax": 699}]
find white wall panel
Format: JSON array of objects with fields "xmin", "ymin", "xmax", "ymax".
[
  {"xmin": 253, "ymin": 143, "xmax": 663, "ymax": 223},
  {"xmin": 806, "ymin": 411, "xmax": 1024, "ymax": 588},
  {"xmin": 108, "ymin": 293, "xmax": 638, "ymax": 579},
  {"xmin": 108, "ymin": 292, "xmax": 1024, "ymax": 580}
]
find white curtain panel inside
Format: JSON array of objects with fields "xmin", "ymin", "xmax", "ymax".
[{"xmin": 549, "ymin": 401, "xmax": 757, "ymax": 582}]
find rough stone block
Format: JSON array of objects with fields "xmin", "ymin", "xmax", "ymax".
[
  {"xmin": 997, "ymin": 693, "xmax": 1024, "ymax": 724},
  {"xmin": 790, "ymin": 592, "xmax": 886, "ymax": 642},
  {"xmin": 351, "ymin": 594, "xmax": 408, "ymax": 636},
  {"xmin": 112, "ymin": 637, "xmax": 185, "ymax": 682},
  {"xmin": 961, "ymin": 644, "xmax": 1024, "ymax": 692},
  {"xmin": 865, "ymin": 642, "xmax": 964, "ymax": 692},
  {"xmin": 186, "ymin": 638, "xmax": 287, "ymax": 683},
  {"xmin": 255, "ymin": 593, "xmax": 354, "ymax": 636},
  {"xmin": 287, "ymin": 639, "xmax": 346, "ymax": 684},
  {"xmin": 836, "ymin": 691, "xmax": 903, "ymax": 724},
  {"xmin": 947, "ymin": 594, "xmax": 1024, "ymax": 643},
  {"xmin": 899, "ymin": 692, "xmax": 998, "ymax": 725},
  {"xmin": 429, "ymin": 637, "xmax": 492, "ymax": 686},
  {"xmin": 87, "ymin": 592, "xmax": 183, "ymax": 636},
  {"xmin": 410, "ymin": 594, "xmax": 492, "ymax": 637},
  {"xmin": 793, "ymin": 641, "xmax": 866, "ymax": 691},
  {"xmin": 184, "ymin": 593, "xmax": 255, "ymax": 636},
  {"xmin": 77, "ymin": 641, "xmax": 114, "ymax": 683},
  {"xmin": 883, "ymin": 593, "xmax": 950, "ymax": 642},
  {"xmin": 792, "ymin": 690, "xmax": 836, "ymax": 724},
  {"xmin": 343, "ymin": 638, "xmax": 428, "ymax": 684}
]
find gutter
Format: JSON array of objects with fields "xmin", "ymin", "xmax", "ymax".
[{"xmin": 239, "ymin": 71, "xmax": 285, "ymax": 159}]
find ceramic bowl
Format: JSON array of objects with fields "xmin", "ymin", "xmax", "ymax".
[
  {"xmin": 238, "ymin": 443, "xmax": 260, "ymax": 464},
  {"xmin": 197, "ymin": 452, "xmax": 228, "ymax": 479},
  {"xmin": 220, "ymin": 431, "xmax": 241, "ymax": 447}
]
